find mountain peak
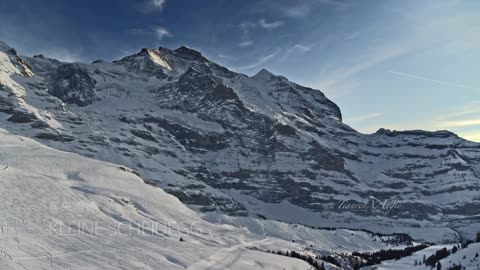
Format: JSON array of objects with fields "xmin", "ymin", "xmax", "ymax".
[
  {"xmin": 174, "ymin": 46, "xmax": 205, "ymax": 60},
  {"xmin": 252, "ymin": 68, "xmax": 274, "ymax": 79},
  {"xmin": 0, "ymin": 41, "xmax": 17, "ymax": 55},
  {"xmin": 258, "ymin": 68, "xmax": 273, "ymax": 75}
]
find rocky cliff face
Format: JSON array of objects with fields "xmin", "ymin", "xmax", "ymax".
[
  {"xmin": 48, "ymin": 63, "xmax": 98, "ymax": 106},
  {"xmin": 0, "ymin": 42, "xmax": 478, "ymax": 242}
]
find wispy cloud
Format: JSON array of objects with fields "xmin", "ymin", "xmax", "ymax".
[
  {"xmin": 315, "ymin": 45, "xmax": 408, "ymax": 90},
  {"xmin": 429, "ymin": 103, "xmax": 480, "ymax": 142},
  {"xmin": 238, "ymin": 40, "xmax": 254, "ymax": 47},
  {"xmin": 440, "ymin": 118, "xmax": 480, "ymax": 128},
  {"xmin": 444, "ymin": 101, "xmax": 480, "ymax": 119},
  {"xmin": 288, "ymin": 44, "xmax": 312, "ymax": 53},
  {"xmin": 234, "ymin": 49, "xmax": 281, "ymax": 71},
  {"xmin": 128, "ymin": 26, "xmax": 172, "ymax": 41},
  {"xmin": 154, "ymin": 27, "xmax": 172, "ymax": 41},
  {"xmin": 345, "ymin": 31, "xmax": 361, "ymax": 40},
  {"xmin": 387, "ymin": 70, "xmax": 476, "ymax": 90},
  {"xmin": 149, "ymin": 0, "xmax": 165, "ymax": 11},
  {"xmin": 285, "ymin": 5, "xmax": 310, "ymax": 17},
  {"xmin": 38, "ymin": 47, "xmax": 84, "ymax": 63},
  {"xmin": 238, "ymin": 22, "xmax": 257, "ymax": 48},
  {"xmin": 151, "ymin": 0, "xmax": 165, "ymax": 9},
  {"xmin": 239, "ymin": 18, "xmax": 284, "ymax": 33},
  {"xmin": 239, "ymin": 22, "xmax": 256, "ymax": 35},
  {"xmin": 237, "ymin": 18, "xmax": 283, "ymax": 48},
  {"xmin": 437, "ymin": 101, "xmax": 480, "ymax": 129},
  {"xmin": 313, "ymin": 5, "xmax": 480, "ymax": 99},
  {"xmin": 138, "ymin": 0, "xmax": 166, "ymax": 12},
  {"xmin": 281, "ymin": 0, "xmax": 348, "ymax": 17},
  {"xmin": 318, "ymin": 0, "xmax": 351, "ymax": 8},
  {"xmin": 258, "ymin": 18, "xmax": 284, "ymax": 29},
  {"xmin": 217, "ymin": 53, "xmax": 235, "ymax": 60},
  {"xmin": 345, "ymin": 112, "xmax": 383, "ymax": 123}
]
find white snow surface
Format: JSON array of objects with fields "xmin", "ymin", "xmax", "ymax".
[
  {"xmin": 0, "ymin": 129, "xmax": 316, "ymax": 269},
  {"xmin": 440, "ymin": 243, "xmax": 480, "ymax": 270},
  {"xmin": 360, "ymin": 244, "xmax": 454, "ymax": 270},
  {"xmin": 362, "ymin": 243, "xmax": 480, "ymax": 269}
]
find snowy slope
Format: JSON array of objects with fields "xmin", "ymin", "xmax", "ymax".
[
  {"xmin": 360, "ymin": 245, "xmax": 454, "ymax": 270},
  {"xmin": 361, "ymin": 243, "xmax": 480, "ymax": 270},
  {"xmin": 439, "ymin": 243, "xmax": 480, "ymax": 270},
  {"xmin": 0, "ymin": 41, "xmax": 479, "ymax": 243},
  {"xmin": 0, "ymin": 129, "xmax": 314, "ymax": 269},
  {"xmin": 1, "ymin": 129, "xmax": 413, "ymax": 269}
]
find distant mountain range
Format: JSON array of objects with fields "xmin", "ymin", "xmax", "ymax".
[{"xmin": 1, "ymin": 40, "xmax": 479, "ymax": 243}]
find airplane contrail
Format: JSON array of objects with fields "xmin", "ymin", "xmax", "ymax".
[{"xmin": 387, "ymin": 70, "xmax": 476, "ymax": 90}]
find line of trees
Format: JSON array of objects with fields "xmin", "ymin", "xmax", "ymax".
[
  {"xmin": 445, "ymin": 263, "xmax": 463, "ymax": 270},
  {"xmin": 269, "ymin": 230, "xmax": 480, "ymax": 270},
  {"xmin": 319, "ymin": 255, "xmax": 341, "ymax": 268},
  {"xmin": 294, "ymin": 224, "xmax": 414, "ymax": 246},
  {"xmin": 425, "ymin": 247, "xmax": 450, "ymax": 267},
  {"xmin": 270, "ymin": 250, "xmax": 326, "ymax": 270},
  {"xmin": 425, "ymin": 237, "xmax": 479, "ymax": 269},
  {"xmin": 352, "ymin": 244, "xmax": 429, "ymax": 268}
]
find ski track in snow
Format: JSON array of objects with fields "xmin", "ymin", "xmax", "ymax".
[{"xmin": 186, "ymin": 238, "xmax": 270, "ymax": 270}]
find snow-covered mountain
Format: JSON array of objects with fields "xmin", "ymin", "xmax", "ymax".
[{"xmin": 0, "ymin": 40, "xmax": 479, "ymax": 244}]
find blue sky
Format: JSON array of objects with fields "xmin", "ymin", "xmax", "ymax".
[{"xmin": 1, "ymin": 0, "xmax": 479, "ymax": 141}]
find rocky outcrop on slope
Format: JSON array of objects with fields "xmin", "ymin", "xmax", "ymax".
[{"xmin": 48, "ymin": 64, "xmax": 98, "ymax": 106}]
